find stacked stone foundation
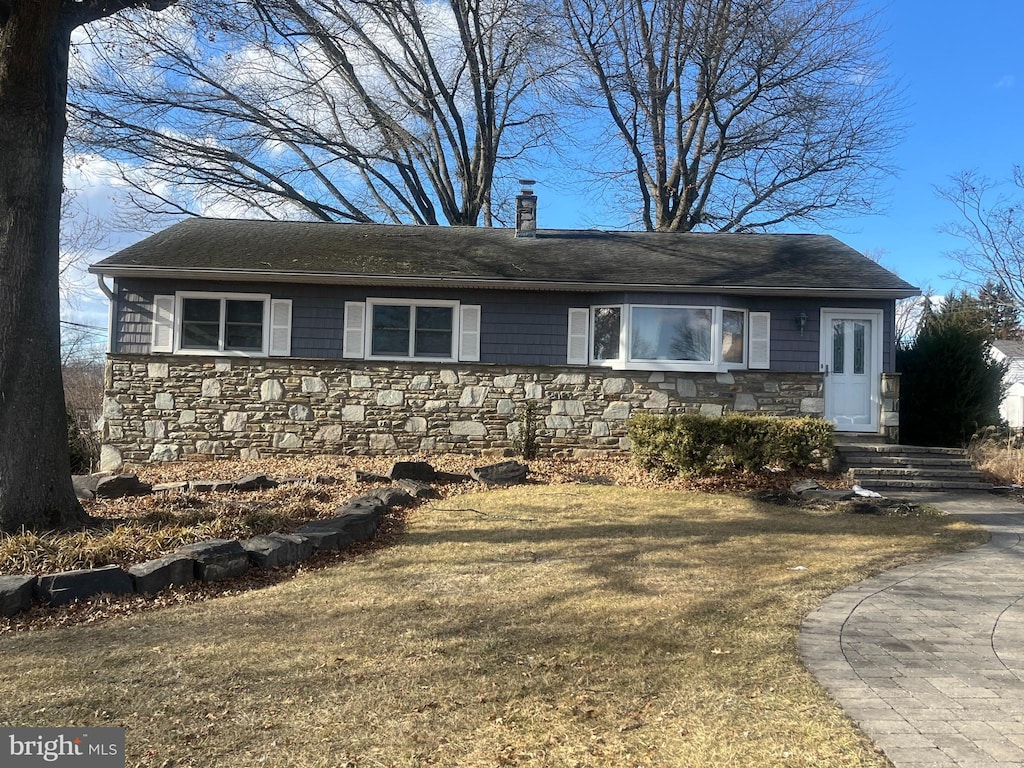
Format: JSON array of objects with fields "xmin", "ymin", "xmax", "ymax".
[{"xmin": 100, "ymin": 355, "xmax": 829, "ymax": 468}]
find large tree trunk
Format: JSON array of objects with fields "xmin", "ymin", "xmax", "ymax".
[{"xmin": 0, "ymin": 2, "xmax": 88, "ymax": 531}]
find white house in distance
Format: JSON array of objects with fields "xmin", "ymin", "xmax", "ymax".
[{"xmin": 991, "ymin": 340, "xmax": 1024, "ymax": 430}]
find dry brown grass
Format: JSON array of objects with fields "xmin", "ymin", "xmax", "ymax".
[
  {"xmin": 967, "ymin": 437, "xmax": 1024, "ymax": 485},
  {"xmin": 0, "ymin": 483, "xmax": 985, "ymax": 768},
  {"xmin": 0, "ymin": 454, "xmax": 840, "ymax": 575}
]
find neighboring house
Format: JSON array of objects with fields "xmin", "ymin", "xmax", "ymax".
[
  {"xmin": 89, "ymin": 188, "xmax": 918, "ymax": 468},
  {"xmin": 990, "ymin": 340, "xmax": 1024, "ymax": 430}
]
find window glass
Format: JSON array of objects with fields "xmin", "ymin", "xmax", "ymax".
[
  {"xmin": 721, "ymin": 309, "xmax": 745, "ymax": 364},
  {"xmin": 832, "ymin": 320, "xmax": 845, "ymax": 374},
  {"xmin": 630, "ymin": 306, "xmax": 712, "ymax": 361},
  {"xmin": 414, "ymin": 306, "xmax": 454, "ymax": 357},
  {"xmin": 853, "ymin": 322, "xmax": 866, "ymax": 374},
  {"xmin": 592, "ymin": 306, "xmax": 622, "ymax": 360},
  {"xmin": 180, "ymin": 298, "xmax": 220, "ymax": 349},
  {"xmin": 371, "ymin": 305, "xmax": 411, "ymax": 356},
  {"xmin": 224, "ymin": 299, "xmax": 264, "ymax": 351}
]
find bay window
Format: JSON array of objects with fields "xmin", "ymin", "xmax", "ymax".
[
  {"xmin": 721, "ymin": 309, "xmax": 746, "ymax": 364},
  {"xmin": 580, "ymin": 304, "xmax": 760, "ymax": 371},
  {"xmin": 591, "ymin": 306, "xmax": 623, "ymax": 362},
  {"xmin": 629, "ymin": 306, "xmax": 712, "ymax": 362}
]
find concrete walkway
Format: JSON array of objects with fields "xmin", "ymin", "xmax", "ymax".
[{"xmin": 799, "ymin": 492, "xmax": 1024, "ymax": 768}]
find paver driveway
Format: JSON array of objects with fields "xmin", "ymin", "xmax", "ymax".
[{"xmin": 800, "ymin": 492, "xmax": 1024, "ymax": 768}]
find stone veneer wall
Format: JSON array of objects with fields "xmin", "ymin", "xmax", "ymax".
[
  {"xmin": 100, "ymin": 354, "xmax": 830, "ymax": 469},
  {"xmin": 881, "ymin": 373, "xmax": 900, "ymax": 444}
]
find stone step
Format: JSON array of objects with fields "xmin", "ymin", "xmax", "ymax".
[
  {"xmin": 849, "ymin": 477, "xmax": 994, "ymax": 492},
  {"xmin": 849, "ymin": 467, "xmax": 991, "ymax": 492},
  {"xmin": 836, "ymin": 443, "xmax": 968, "ymax": 456},
  {"xmin": 839, "ymin": 454, "xmax": 974, "ymax": 468},
  {"xmin": 833, "ymin": 433, "xmax": 888, "ymax": 446},
  {"xmin": 836, "ymin": 442, "xmax": 991, "ymax": 491},
  {"xmin": 851, "ymin": 467, "xmax": 988, "ymax": 480}
]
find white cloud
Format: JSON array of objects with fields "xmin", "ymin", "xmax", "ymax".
[
  {"xmin": 993, "ymin": 75, "xmax": 1016, "ymax": 89},
  {"xmin": 60, "ymin": 154, "xmax": 158, "ymax": 356}
]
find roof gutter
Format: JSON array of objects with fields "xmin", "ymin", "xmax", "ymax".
[{"xmin": 87, "ymin": 264, "xmax": 921, "ymax": 300}]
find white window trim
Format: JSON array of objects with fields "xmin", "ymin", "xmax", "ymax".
[
  {"xmin": 589, "ymin": 304, "xmax": 625, "ymax": 366},
  {"xmin": 720, "ymin": 307, "xmax": 748, "ymax": 370},
  {"xmin": 174, "ymin": 291, "xmax": 273, "ymax": 357},
  {"xmin": 365, "ymin": 298, "xmax": 460, "ymax": 362},
  {"xmin": 586, "ymin": 304, "xmax": 758, "ymax": 372}
]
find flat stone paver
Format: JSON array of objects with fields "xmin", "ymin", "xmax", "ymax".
[{"xmin": 800, "ymin": 492, "xmax": 1024, "ymax": 767}]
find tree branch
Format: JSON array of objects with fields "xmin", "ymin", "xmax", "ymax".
[{"xmin": 63, "ymin": 0, "xmax": 176, "ymax": 28}]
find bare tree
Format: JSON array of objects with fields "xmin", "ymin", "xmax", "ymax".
[
  {"xmin": 61, "ymin": 323, "xmax": 105, "ymax": 473},
  {"xmin": 59, "ymin": 185, "xmax": 109, "ymax": 302},
  {"xmin": 0, "ymin": 0, "xmax": 173, "ymax": 533},
  {"xmin": 70, "ymin": 0, "xmax": 564, "ymax": 227},
  {"xmin": 561, "ymin": 0, "xmax": 901, "ymax": 231},
  {"xmin": 939, "ymin": 167, "xmax": 1024, "ymax": 310}
]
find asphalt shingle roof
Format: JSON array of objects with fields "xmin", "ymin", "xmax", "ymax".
[{"xmin": 90, "ymin": 218, "xmax": 919, "ymax": 297}]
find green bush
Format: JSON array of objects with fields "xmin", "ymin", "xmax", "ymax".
[
  {"xmin": 627, "ymin": 413, "xmax": 834, "ymax": 475},
  {"xmin": 897, "ymin": 296, "xmax": 1007, "ymax": 447},
  {"xmin": 510, "ymin": 401, "xmax": 541, "ymax": 459}
]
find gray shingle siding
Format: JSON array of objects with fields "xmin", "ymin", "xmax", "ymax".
[
  {"xmin": 114, "ymin": 283, "xmax": 155, "ymax": 354},
  {"xmin": 111, "ymin": 279, "xmax": 896, "ymax": 372},
  {"xmin": 479, "ymin": 295, "xmax": 574, "ymax": 364}
]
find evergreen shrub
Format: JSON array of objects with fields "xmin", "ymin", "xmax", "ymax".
[{"xmin": 628, "ymin": 413, "xmax": 834, "ymax": 475}]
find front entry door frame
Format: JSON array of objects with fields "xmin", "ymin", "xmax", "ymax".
[{"xmin": 819, "ymin": 308, "xmax": 882, "ymax": 434}]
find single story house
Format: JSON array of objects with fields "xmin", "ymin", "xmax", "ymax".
[
  {"xmin": 89, "ymin": 189, "xmax": 918, "ymax": 468},
  {"xmin": 990, "ymin": 340, "xmax": 1024, "ymax": 430}
]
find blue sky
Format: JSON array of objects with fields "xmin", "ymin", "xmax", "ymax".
[
  {"xmin": 538, "ymin": 0, "xmax": 1024, "ymax": 296},
  {"xmin": 64, "ymin": 0, "xmax": 1022, "ymax": 346}
]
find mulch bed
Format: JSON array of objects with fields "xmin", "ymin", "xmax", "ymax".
[{"xmin": 1, "ymin": 454, "xmax": 845, "ymax": 635}]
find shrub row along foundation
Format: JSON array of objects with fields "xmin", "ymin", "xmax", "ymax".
[{"xmin": 100, "ymin": 355, "xmax": 832, "ymax": 468}]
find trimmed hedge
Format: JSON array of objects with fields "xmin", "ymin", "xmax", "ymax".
[{"xmin": 627, "ymin": 413, "xmax": 835, "ymax": 475}]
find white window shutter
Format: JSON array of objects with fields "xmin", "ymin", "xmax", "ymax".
[
  {"xmin": 567, "ymin": 308, "xmax": 590, "ymax": 365},
  {"xmin": 269, "ymin": 299, "xmax": 292, "ymax": 357},
  {"xmin": 151, "ymin": 294, "xmax": 175, "ymax": 353},
  {"xmin": 459, "ymin": 304, "xmax": 481, "ymax": 362},
  {"xmin": 748, "ymin": 312, "xmax": 771, "ymax": 369},
  {"xmin": 343, "ymin": 301, "xmax": 366, "ymax": 359}
]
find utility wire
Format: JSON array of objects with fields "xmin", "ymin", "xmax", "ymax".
[{"xmin": 60, "ymin": 319, "xmax": 107, "ymax": 331}]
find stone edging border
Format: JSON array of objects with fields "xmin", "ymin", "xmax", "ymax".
[{"xmin": 0, "ymin": 460, "xmax": 528, "ymax": 619}]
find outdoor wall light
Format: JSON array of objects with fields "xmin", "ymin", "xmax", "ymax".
[{"xmin": 795, "ymin": 311, "xmax": 808, "ymax": 335}]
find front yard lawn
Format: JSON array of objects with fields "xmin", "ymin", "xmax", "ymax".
[{"xmin": 0, "ymin": 480, "xmax": 985, "ymax": 767}]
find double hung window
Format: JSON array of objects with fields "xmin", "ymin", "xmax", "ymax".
[
  {"xmin": 180, "ymin": 297, "xmax": 266, "ymax": 353},
  {"xmin": 150, "ymin": 291, "xmax": 291, "ymax": 357},
  {"xmin": 367, "ymin": 300, "xmax": 457, "ymax": 360},
  {"xmin": 342, "ymin": 298, "xmax": 479, "ymax": 362}
]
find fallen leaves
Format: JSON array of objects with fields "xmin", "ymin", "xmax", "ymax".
[{"xmin": 1, "ymin": 453, "xmax": 842, "ymax": 636}]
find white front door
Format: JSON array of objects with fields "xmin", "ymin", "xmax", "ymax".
[{"xmin": 821, "ymin": 310, "xmax": 881, "ymax": 433}]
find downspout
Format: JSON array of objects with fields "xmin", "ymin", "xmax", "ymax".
[
  {"xmin": 95, "ymin": 273, "xmax": 114, "ymax": 300},
  {"xmin": 96, "ymin": 274, "xmax": 115, "ymax": 353}
]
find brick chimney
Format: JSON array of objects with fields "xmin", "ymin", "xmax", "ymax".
[{"xmin": 515, "ymin": 179, "xmax": 537, "ymax": 238}]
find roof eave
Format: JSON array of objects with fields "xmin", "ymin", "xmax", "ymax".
[{"xmin": 88, "ymin": 264, "xmax": 921, "ymax": 300}]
